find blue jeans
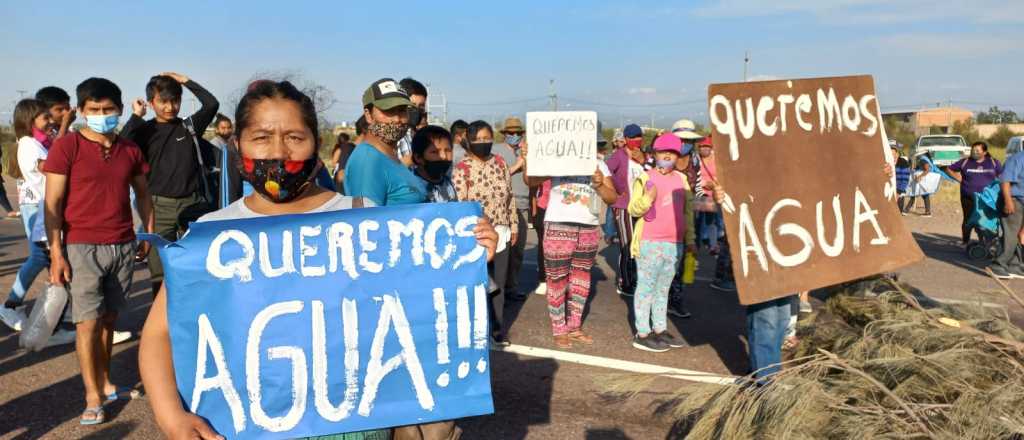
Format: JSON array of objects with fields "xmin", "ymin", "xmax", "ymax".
[
  {"xmin": 7, "ymin": 204, "xmax": 50, "ymax": 305},
  {"xmin": 602, "ymin": 205, "xmax": 616, "ymax": 238},
  {"xmin": 746, "ymin": 295, "xmax": 792, "ymax": 378}
]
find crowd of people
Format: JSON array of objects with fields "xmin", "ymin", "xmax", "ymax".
[{"xmin": 0, "ymin": 72, "xmax": 1021, "ymax": 439}]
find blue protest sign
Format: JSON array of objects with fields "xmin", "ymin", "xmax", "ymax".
[{"xmin": 152, "ymin": 202, "xmax": 493, "ymax": 439}]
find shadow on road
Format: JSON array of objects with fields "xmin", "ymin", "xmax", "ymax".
[
  {"xmin": 912, "ymin": 231, "xmax": 991, "ymax": 276},
  {"xmin": 458, "ymin": 351, "xmax": 558, "ymax": 439}
]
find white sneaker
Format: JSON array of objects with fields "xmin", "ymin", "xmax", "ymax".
[
  {"xmin": 534, "ymin": 282, "xmax": 547, "ymax": 296},
  {"xmin": 0, "ymin": 306, "xmax": 26, "ymax": 332},
  {"xmin": 113, "ymin": 330, "xmax": 133, "ymax": 345},
  {"xmin": 45, "ymin": 328, "xmax": 77, "ymax": 347}
]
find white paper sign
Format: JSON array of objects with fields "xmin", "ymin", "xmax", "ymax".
[{"xmin": 526, "ymin": 111, "xmax": 598, "ymax": 177}]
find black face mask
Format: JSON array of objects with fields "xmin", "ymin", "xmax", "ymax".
[
  {"xmin": 407, "ymin": 107, "xmax": 423, "ymax": 129},
  {"xmin": 469, "ymin": 142, "xmax": 493, "ymax": 158},
  {"xmin": 422, "ymin": 160, "xmax": 452, "ymax": 180}
]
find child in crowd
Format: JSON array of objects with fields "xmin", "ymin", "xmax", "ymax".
[
  {"xmin": 627, "ymin": 134, "xmax": 696, "ymax": 352},
  {"xmin": 0, "ymin": 99, "xmax": 54, "ymax": 331}
]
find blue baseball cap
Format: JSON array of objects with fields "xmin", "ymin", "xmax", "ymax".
[{"xmin": 623, "ymin": 124, "xmax": 643, "ymax": 138}]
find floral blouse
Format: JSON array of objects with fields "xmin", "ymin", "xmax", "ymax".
[{"xmin": 453, "ymin": 155, "xmax": 518, "ymax": 229}]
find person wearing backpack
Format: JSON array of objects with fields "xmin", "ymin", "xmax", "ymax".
[
  {"xmin": 627, "ymin": 133, "xmax": 696, "ymax": 352},
  {"xmin": 120, "ymin": 72, "xmax": 219, "ymax": 294},
  {"xmin": 453, "ymin": 120, "xmax": 518, "ymax": 346}
]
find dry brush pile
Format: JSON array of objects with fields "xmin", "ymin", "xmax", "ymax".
[{"xmin": 610, "ymin": 275, "xmax": 1024, "ymax": 439}]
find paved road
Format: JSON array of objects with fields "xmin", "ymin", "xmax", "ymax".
[{"xmin": 0, "ymin": 190, "xmax": 1020, "ymax": 439}]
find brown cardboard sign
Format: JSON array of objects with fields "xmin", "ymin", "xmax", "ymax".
[{"xmin": 707, "ymin": 75, "xmax": 923, "ymax": 305}]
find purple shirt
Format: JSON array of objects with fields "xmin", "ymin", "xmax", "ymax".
[
  {"xmin": 606, "ymin": 148, "xmax": 633, "ymax": 209},
  {"xmin": 949, "ymin": 156, "xmax": 1003, "ymax": 195}
]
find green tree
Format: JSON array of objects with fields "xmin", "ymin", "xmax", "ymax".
[
  {"xmin": 976, "ymin": 106, "xmax": 1019, "ymax": 124},
  {"xmin": 987, "ymin": 124, "xmax": 1020, "ymax": 152},
  {"xmin": 883, "ymin": 115, "xmax": 917, "ymax": 149},
  {"xmin": 950, "ymin": 119, "xmax": 983, "ymax": 145}
]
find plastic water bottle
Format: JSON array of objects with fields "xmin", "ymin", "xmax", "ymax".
[
  {"xmin": 682, "ymin": 253, "xmax": 697, "ymax": 285},
  {"xmin": 20, "ymin": 284, "xmax": 69, "ymax": 351}
]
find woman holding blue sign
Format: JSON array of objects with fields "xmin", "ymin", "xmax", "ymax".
[{"xmin": 139, "ymin": 80, "xmax": 497, "ymax": 440}]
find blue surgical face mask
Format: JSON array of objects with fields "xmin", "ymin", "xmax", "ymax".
[
  {"xmin": 656, "ymin": 158, "xmax": 676, "ymax": 170},
  {"xmin": 505, "ymin": 134, "xmax": 522, "ymax": 146},
  {"xmin": 86, "ymin": 114, "xmax": 120, "ymax": 134}
]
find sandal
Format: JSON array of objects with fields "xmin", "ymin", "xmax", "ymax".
[
  {"xmin": 104, "ymin": 387, "xmax": 143, "ymax": 405},
  {"xmin": 553, "ymin": 334, "xmax": 572, "ymax": 349},
  {"xmin": 80, "ymin": 406, "xmax": 105, "ymax": 425},
  {"xmin": 567, "ymin": 330, "xmax": 594, "ymax": 345}
]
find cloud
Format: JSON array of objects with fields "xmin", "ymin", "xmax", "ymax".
[
  {"xmin": 693, "ymin": 0, "xmax": 1024, "ymax": 25},
  {"xmin": 873, "ymin": 33, "xmax": 1019, "ymax": 57},
  {"xmin": 627, "ymin": 87, "xmax": 657, "ymax": 95}
]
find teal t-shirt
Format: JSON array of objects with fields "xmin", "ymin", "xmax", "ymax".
[{"xmin": 343, "ymin": 143, "xmax": 426, "ymax": 206}]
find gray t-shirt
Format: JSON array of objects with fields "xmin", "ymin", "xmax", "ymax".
[
  {"xmin": 492, "ymin": 143, "xmax": 529, "ymax": 209},
  {"xmin": 198, "ymin": 193, "xmax": 374, "ymax": 222}
]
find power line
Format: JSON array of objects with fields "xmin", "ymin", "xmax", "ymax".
[
  {"xmin": 561, "ymin": 96, "xmax": 707, "ymax": 108},
  {"xmin": 447, "ymin": 97, "xmax": 547, "ymax": 106}
]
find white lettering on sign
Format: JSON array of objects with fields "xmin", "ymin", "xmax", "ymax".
[
  {"xmin": 259, "ymin": 231, "xmax": 297, "ymax": 278},
  {"xmin": 206, "ymin": 216, "xmax": 482, "ymax": 282},
  {"xmin": 247, "ymin": 301, "xmax": 307, "ymax": 432},
  {"xmin": 207, "ymin": 230, "xmax": 256, "ymax": 282},
  {"xmin": 311, "ymin": 299, "xmax": 359, "ymax": 422},
  {"xmin": 735, "ymin": 188, "xmax": 890, "ymax": 277},
  {"xmin": 358, "ymin": 294, "xmax": 433, "ymax": 416},
  {"xmin": 188, "ymin": 284, "xmax": 492, "ymax": 434},
  {"xmin": 709, "ymin": 86, "xmax": 881, "ymax": 161},
  {"xmin": 191, "ymin": 314, "xmax": 247, "ymax": 433}
]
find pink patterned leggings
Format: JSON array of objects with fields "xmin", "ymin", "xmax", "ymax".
[{"xmin": 543, "ymin": 222, "xmax": 600, "ymax": 336}]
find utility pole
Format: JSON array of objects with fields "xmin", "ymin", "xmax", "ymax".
[
  {"xmin": 745, "ymin": 51, "xmax": 753, "ymax": 82},
  {"xmin": 425, "ymin": 83, "xmax": 448, "ymax": 125},
  {"xmin": 548, "ymin": 79, "xmax": 558, "ymax": 111},
  {"xmin": 650, "ymin": 113, "xmax": 655, "ymax": 130},
  {"xmin": 947, "ymin": 98, "xmax": 952, "ymax": 133}
]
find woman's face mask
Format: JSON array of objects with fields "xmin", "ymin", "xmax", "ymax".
[{"xmin": 239, "ymin": 156, "xmax": 322, "ymax": 203}]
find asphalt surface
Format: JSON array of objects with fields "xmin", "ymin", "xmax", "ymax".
[{"xmin": 0, "ymin": 186, "xmax": 1021, "ymax": 439}]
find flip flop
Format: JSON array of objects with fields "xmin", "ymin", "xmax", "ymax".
[
  {"xmin": 80, "ymin": 406, "xmax": 105, "ymax": 425},
  {"xmin": 104, "ymin": 387, "xmax": 143, "ymax": 405}
]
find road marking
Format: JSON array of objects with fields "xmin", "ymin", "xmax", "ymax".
[{"xmin": 492, "ymin": 344, "xmax": 736, "ymax": 385}]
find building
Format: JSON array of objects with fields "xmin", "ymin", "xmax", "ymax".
[
  {"xmin": 976, "ymin": 123, "xmax": 1024, "ymax": 139},
  {"xmin": 882, "ymin": 106, "xmax": 973, "ymax": 137}
]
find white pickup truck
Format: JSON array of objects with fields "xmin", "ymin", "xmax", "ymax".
[{"xmin": 911, "ymin": 135, "xmax": 969, "ymax": 167}]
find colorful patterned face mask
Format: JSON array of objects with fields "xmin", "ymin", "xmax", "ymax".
[{"xmin": 238, "ymin": 156, "xmax": 322, "ymax": 203}]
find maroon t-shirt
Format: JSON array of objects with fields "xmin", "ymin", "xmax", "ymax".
[{"xmin": 42, "ymin": 132, "xmax": 149, "ymax": 245}]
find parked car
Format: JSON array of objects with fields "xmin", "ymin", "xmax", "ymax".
[
  {"xmin": 911, "ymin": 135, "xmax": 968, "ymax": 167},
  {"xmin": 1006, "ymin": 136, "xmax": 1023, "ymax": 158}
]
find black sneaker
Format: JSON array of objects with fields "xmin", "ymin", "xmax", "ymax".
[
  {"xmin": 632, "ymin": 334, "xmax": 670, "ymax": 352},
  {"xmin": 655, "ymin": 331, "xmax": 685, "ymax": 348},
  {"xmin": 990, "ymin": 266, "xmax": 1014, "ymax": 280},
  {"xmin": 667, "ymin": 304, "xmax": 692, "ymax": 318},
  {"xmin": 491, "ymin": 333, "xmax": 511, "ymax": 347}
]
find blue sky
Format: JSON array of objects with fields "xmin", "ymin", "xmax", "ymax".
[{"xmin": 2, "ymin": 0, "xmax": 1022, "ymax": 128}]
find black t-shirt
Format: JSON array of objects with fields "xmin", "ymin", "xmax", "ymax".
[{"xmin": 120, "ymin": 80, "xmax": 219, "ymax": 198}]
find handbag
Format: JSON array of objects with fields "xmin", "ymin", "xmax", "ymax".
[{"xmin": 176, "ymin": 117, "xmax": 220, "ymax": 229}]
